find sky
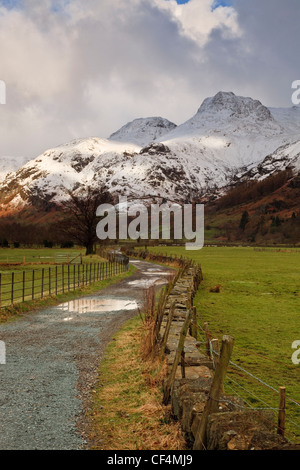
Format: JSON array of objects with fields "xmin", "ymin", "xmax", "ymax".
[{"xmin": 0, "ymin": 0, "xmax": 299, "ymax": 159}]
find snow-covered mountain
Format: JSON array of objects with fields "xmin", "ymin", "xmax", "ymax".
[
  {"xmin": 0, "ymin": 156, "xmax": 29, "ymax": 182},
  {"xmin": 108, "ymin": 116, "xmax": 177, "ymax": 146},
  {"xmin": 0, "ymin": 92, "xmax": 300, "ymax": 212}
]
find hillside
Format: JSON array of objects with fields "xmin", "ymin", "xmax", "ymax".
[{"xmin": 204, "ymin": 170, "xmax": 300, "ymax": 245}]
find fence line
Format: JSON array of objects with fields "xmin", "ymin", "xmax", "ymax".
[
  {"xmin": 0, "ymin": 252, "xmax": 83, "ymax": 266},
  {"xmin": 191, "ymin": 317, "xmax": 300, "ymax": 441},
  {"xmin": 0, "ymin": 260, "xmax": 129, "ymax": 309}
]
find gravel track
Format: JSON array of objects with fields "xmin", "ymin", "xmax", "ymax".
[{"xmin": 0, "ymin": 260, "xmax": 173, "ymax": 450}]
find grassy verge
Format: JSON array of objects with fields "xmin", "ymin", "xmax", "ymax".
[
  {"xmin": 0, "ymin": 264, "xmax": 136, "ymax": 323},
  {"xmin": 87, "ymin": 316, "xmax": 187, "ymax": 450}
]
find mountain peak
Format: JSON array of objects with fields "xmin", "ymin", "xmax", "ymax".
[
  {"xmin": 108, "ymin": 116, "xmax": 177, "ymax": 146},
  {"xmin": 197, "ymin": 91, "xmax": 273, "ymax": 122}
]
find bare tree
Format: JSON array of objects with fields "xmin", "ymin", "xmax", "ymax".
[{"xmin": 61, "ymin": 186, "xmax": 114, "ymax": 255}]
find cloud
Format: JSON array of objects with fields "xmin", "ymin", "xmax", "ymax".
[
  {"xmin": 0, "ymin": 0, "xmax": 299, "ymax": 160},
  {"xmin": 155, "ymin": 0, "xmax": 241, "ymax": 45}
]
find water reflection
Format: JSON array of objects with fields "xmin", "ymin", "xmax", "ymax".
[
  {"xmin": 127, "ymin": 278, "xmax": 167, "ymax": 288},
  {"xmin": 57, "ymin": 297, "xmax": 138, "ymax": 314}
]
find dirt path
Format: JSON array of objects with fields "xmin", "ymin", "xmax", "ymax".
[{"xmin": 0, "ymin": 260, "xmax": 174, "ymax": 450}]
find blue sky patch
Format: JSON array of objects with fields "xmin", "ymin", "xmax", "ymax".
[
  {"xmin": 213, "ymin": 0, "xmax": 233, "ymax": 8},
  {"xmin": 0, "ymin": 0, "xmax": 22, "ymax": 9},
  {"xmin": 175, "ymin": 0, "xmax": 233, "ymax": 7}
]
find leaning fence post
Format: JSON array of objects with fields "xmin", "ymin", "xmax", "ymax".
[
  {"xmin": 181, "ymin": 349, "xmax": 186, "ymax": 379},
  {"xmin": 193, "ymin": 335, "xmax": 234, "ymax": 450},
  {"xmin": 160, "ymin": 302, "xmax": 175, "ymax": 359},
  {"xmin": 191, "ymin": 306, "xmax": 198, "ymax": 340},
  {"xmin": 277, "ymin": 386, "xmax": 286, "ymax": 437},
  {"xmin": 163, "ymin": 309, "xmax": 192, "ymax": 405},
  {"xmin": 211, "ymin": 338, "xmax": 220, "ymax": 370}
]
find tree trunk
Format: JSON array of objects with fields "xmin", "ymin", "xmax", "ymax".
[{"xmin": 85, "ymin": 243, "xmax": 94, "ymax": 255}]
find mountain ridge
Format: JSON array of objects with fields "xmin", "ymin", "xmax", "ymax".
[{"xmin": 0, "ymin": 91, "xmax": 300, "ymax": 214}]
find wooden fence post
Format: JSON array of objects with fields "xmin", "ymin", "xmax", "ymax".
[
  {"xmin": 181, "ymin": 349, "xmax": 186, "ymax": 379},
  {"xmin": 41, "ymin": 268, "xmax": 44, "ymax": 298},
  {"xmin": 163, "ymin": 309, "xmax": 192, "ymax": 405},
  {"xmin": 160, "ymin": 302, "xmax": 175, "ymax": 359},
  {"xmin": 204, "ymin": 322, "xmax": 212, "ymax": 359},
  {"xmin": 193, "ymin": 335, "xmax": 234, "ymax": 450},
  {"xmin": 211, "ymin": 339, "xmax": 220, "ymax": 370},
  {"xmin": 32, "ymin": 270, "xmax": 35, "ymax": 300},
  {"xmin": 191, "ymin": 306, "xmax": 198, "ymax": 340},
  {"xmin": 11, "ymin": 272, "xmax": 14, "ymax": 305},
  {"xmin": 62, "ymin": 265, "xmax": 65, "ymax": 293},
  {"xmin": 277, "ymin": 386, "xmax": 286, "ymax": 437},
  {"xmin": 22, "ymin": 271, "xmax": 25, "ymax": 302}
]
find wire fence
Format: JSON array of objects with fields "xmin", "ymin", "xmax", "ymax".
[
  {"xmin": 190, "ymin": 319, "xmax": 300, "ymax": 443},
  {"xmin": 0, "ymin": 251, "xmax": 83, "ymax": 265},
  {"xmin": 0, "ymin": 260, "xmax": 129, "ymax": 309}
]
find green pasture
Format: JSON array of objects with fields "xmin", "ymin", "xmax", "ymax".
[
  {"xmin": 0, "ymin": 247, "xmax": 103, "ymax": 265},
  {"xmin": 0, "ymin": 248, "xmax": 115, "ymax": 308},
  {"xmin": 150, "ymin": 245, "xmax": 300, "ymax": 442}
]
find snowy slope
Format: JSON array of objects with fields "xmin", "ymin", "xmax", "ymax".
[
  {"xmin": 1, "ymin": 92, "xmax": 300, "ymax": 211},
  {"xmin": 268, "ymin": 106, "xmax": 300, "ymax": 135},
  {"xmin": 236, "ymin": 140, "xmax": 300, "ymax": 182},
  {"xmin": 0, "ymin": 156, "xmax": 29, "ymax": 182},
  {"xmin": 109, "ymin": 116, "xmax": 177, "ymax": 146}
]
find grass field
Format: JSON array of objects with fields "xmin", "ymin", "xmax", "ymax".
[
  {"xmin": 0, "ymin": 247, "xmax": 102, "ymax": 265},
  {"xmin": 0, "ymin": 248, "xmax": 120, "ymax": 309},
  {"xmin": 150, "ymin": 245, "xmax": 300, "ymax": 442}
]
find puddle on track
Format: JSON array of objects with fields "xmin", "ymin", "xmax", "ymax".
[
  {"xmin": 56, "ymin": 297, "xmax": 139, "ymax": 314},
  {"xmin": 127, "ymin": 278, "xmax": 167, "ymax": 288},
  {"xmin": 142, "ymin": 271, "xmax": 172, "ymax": 276}
]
